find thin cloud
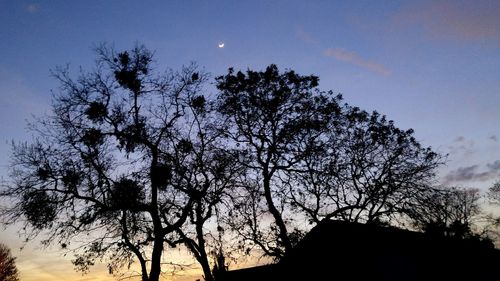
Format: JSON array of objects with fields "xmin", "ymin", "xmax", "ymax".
[
  {"xmin": 393, "ymin": 0, "xmax": 500, "ymax": 43},
  {"xmin": 324, "ymin": 48, "xmax": 391, "ymax": 76},
  {"xmin": 26, "ymin": 4, "xmax": 40, "ymax": 14},
  {"xmin": 448, "ymin": 136, "xmax": 475, "ymax": 157},
  {"xmin": 487, "ymin": 160, "xmax": 500, "ymax": 171},
  {"xmin": 444, "ymin": 165, "xmax": 483, "ymax": 182},
  {"xmin": 296, "ymin": 27, "xmax": 318, "ymax": 44},
  {"xmin": 444, "ymin": 160, "xmax": 500, "ymax": 183}
]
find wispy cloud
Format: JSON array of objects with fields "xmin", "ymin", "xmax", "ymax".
[
  {"xmin": 487, "ymin": 160, "xmax": 500, "ymax": 171},
  {"xmin": 448, "ymin": 136, "xmax": 475, "ymax": 157},
  {"xmin": 393, "ymin": 0, "xmax": 500, "ymax": 43},
  {"xmin": 296, "ymin": 27, "xmax": 318, "ymax": 44},
  {"xmin": 323, "ymin": 48, "xmax": 391, "ymax": 76},
  {"xmin": 444, "ymin": 160, "xmax": 500, "ymax": 183},
  {"xmin": 26, "ymin": 3, "xmax": 40, "ymax": 14}
]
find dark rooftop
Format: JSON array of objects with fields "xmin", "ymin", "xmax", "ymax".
[{"xmin": 217, "ymin": 220, "xmax": 500, "ymax": 281}]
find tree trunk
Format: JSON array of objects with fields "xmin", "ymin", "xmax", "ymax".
[
  {"xmin": 195, "ymin": 203, "xmax": 214, "ymax": 281},
  {"xmin": 149, "ymin": 152, "xmax": 164, "ymax": 281},
  {"xmin": 199, "ymin": 253, "xmax": 214, "ymax": 281},
  {"xmin": 149, "ymin": 237, "xmax": 164, "ymax": 281},
  {"xmin": 263, "ymin": 171, "xmax": 292, "ymax": 255}
]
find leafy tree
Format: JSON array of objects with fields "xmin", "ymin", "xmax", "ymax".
[
  {"xmin": 216, "ymin": 65, "xmax": 343, "ymax": 258},
  {"xmin": 216, "ymin": 65, "xmax": 443, "ymax": 259},
  {"xmin": 0, "ymin": 45, "xmax": 227, "ymax": 281},
  {"xmin": 1, "ymin": 46, "xmax": 453, "ymax": 278},
  {"xmin": 289, "ymin": 107, "xmax": 443, "ymax": 224},
  {"xmin": 0, "ymin": 243, "xmax": 19, "ymax": 281}
]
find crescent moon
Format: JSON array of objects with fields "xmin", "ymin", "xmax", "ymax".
[{"xmin": 218, "ymin": 42, "xmax": 225, "ymax": 48}]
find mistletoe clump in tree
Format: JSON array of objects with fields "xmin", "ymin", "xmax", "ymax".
[{"xmin": 1, "ymin": 45, "xmax": 233, "ymax": 281}]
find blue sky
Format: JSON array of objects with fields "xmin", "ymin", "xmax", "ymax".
[{"xmin": 0, "ymin": 1, "xmax": 499, "ymax": 279}]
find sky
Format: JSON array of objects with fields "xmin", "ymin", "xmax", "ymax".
[{"xmin": 0, "ymin": 0, "xmax": 499, "ymax": 280}]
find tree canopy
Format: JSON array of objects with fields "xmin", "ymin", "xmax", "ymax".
[
  {"xmin": 2, "ymin": 44, "xmax": 477, "ymax": 280},
  {"xmin": 215, "ymin": 65, "xmax": 443, "ymax": 258},
  {"xmin": 1, "ymin": 45, "xmax": 229, "ymax": 281}
]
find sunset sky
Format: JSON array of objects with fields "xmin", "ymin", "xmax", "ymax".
[{"xmin": 0, "ymin": 1, "xmax": 499, "ymax": 280}]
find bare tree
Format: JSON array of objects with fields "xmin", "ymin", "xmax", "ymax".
[
  {"xmin": 163, "ymin": 96, "xmax": 243, "ymax": 281},
  {"xmin": 484, "ymin": 181, "xmax": 500, "ymax": 243},
  {"xmin": 0, "ymin": 45, "xmax": 224, "ymax": 281},
  {"xmin": 488, "ymin": 181, "xmax": 500, "ymax": 205},
  {"xmin": 0, "ymin": 243, "xmax": 19, "ymax": 281},
  {"xmin": 408, "ymin": 187, "xmax": 481, "ymax": 238}
]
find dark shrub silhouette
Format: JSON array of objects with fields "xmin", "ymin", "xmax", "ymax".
[{"xmin": 0, "ymin": 243, "xmax": 19, "ymax": 281}]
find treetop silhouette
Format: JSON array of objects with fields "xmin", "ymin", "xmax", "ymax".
[{"xmin": 1, "ymin": 44, "xmax": 473, "ymax": 281}]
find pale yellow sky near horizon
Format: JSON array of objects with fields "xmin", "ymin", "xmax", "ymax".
[
  {"xmin": 2, "ymin": 222, "xmax": 269, "ymax": 281},
  {"xmin": 1, "ymin": 223, "xmax": 205, "ymax": 281}
]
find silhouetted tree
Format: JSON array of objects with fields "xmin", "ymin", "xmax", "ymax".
[
  {"xmin": 216, "ymin": 65, "xmax": 343, "ymax": 258},
  {"xmin": 1, "ymin": 48, "xmax": 453, "ymax": 277},
  {"xmin": 162, "ymin": 99, "xmax": 242, "ymax": 281},
  {"xmin": 489, "ymin": 181, "xmax": 500, "ymax": 205},
  {"xmin": 215, "ymin": 65, "xmax": 443, "ymax": 259},
  {"xmin": 0, "ymin": 243, "xmax": 19, "ymax": 281},
  {"xmin": 408, "ymin": 187, "xmax": 481, "ymax": 238},
  {"xmin": 288, "ymin": 107, "xmax": 442, "ymax": 225},
  {"xmin": 0, "ymin": 45, "xmax": 228, "ymax": 281},
  {"xmin": 484, "ymin": 181, "xmax": 500, "ymax": 243},
  {"xmin": 211, "ymin": 250, "xmax": 227, "ymax": 280}
]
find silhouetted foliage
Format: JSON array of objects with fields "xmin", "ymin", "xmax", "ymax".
[
  {"xmin": 109, "ymin": 178, "xmax": 145, "ymax": 211},
  {"xmin": 215, "ymin": 64, "xmax": 443, "ymax": 259},
  {"xmin": 408, "ymin": 187, "xmax": 482, "ymax": 239},
  {"xmin": 0, "ymin": 44, "xmax": 231, "ymax": 281},
  {"xmin": 164, "ymin": 105, "xmax": 243, "ymax": 281},
  {"xmin": 2, "ymin": 45, "xmax": 456, "ymax": 279},
  {"xmin": 289, "ymin": 108, "xmax": 442, "ymax": 225},
  {"xmin": 0, "ymin": 243, "xmax": 19, "ymax": 281},
  {"xmin": 216, "ymin": 65, "xmax": 344, "ymax": 258},
  {"xmin": 484, "ymin": 181, "xmax": 500, "ymax": 243},
  {"xmin": 489, "ymin": 181, "xmax": 500, "ymax": 205},
  {"xmin": 20, "ymin": 190, "xmax": 57, "ymax": 229}
]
